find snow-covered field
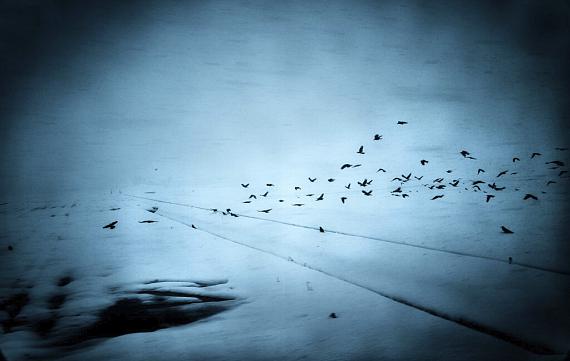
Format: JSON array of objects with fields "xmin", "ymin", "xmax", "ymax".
[{"xmin": 1, "ymin": 1, "xmax": 570, "ymax": 360}]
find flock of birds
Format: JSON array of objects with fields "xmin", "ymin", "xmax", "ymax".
[{"xmin": 207, "ymin": 121, "xmax": 568, "ymax": 235}]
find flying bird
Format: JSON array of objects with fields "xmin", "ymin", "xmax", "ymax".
[
  {"xmin": 501, "ymin": 226, "xmax": 514, "ymax": 234},
  {"xmin": 546, "ymin": 180, "xmax": 556, "ymax": 186},
  {"xmin": 397, "ymin": 121, "xmax": 408, "ymax": 125},
  {"xmin": 191, "ymin": 224, "xmax": 197, "ymax": 229},
  {"xmin": 357, "ymin": 146, "xmax": 365, "ymax": 154},
  {"xmin": 308, "ymin": 177, "xmax": 317, "ymax": 182},
  {"xmin": 497, "ymin": 170, "xmax": 508, "ymax": 177},
  {"xmin": 258, "ymin": 209, "xmax": 272, "ymax": 213},
  {"xmin": 345, "ymin": 183, "xmax": 351, "ymax": 189},
  {"xmin": 306, "ymin": 193, "xmax": 314, "ymax": 196},
  {"xmin": 373, "ymin": 134, "xmax": 383, "ymax": 140},
  {"xmin": 486, "ymin": 195, "xmax": 495, "ymax": 203},
  {"xmin": 446, "ymin": 170, "xmax": 453, "ymax": 173},
  {"xmin": 555, "ymin": 147, "xmax": 568, "ymax": 151},
  {"xmin": 146, "ymin": 207, "xmax": 158, "ymax": 213},
  {"xmin": 547, "ymin": 160, "xmax": 565, "ymax": 167},
  {"xmin": 249, "ymin": 194, "xmax": 257, "ymax": 199},
  {"xmin": 316, "ymin": 193, "xmax": 324, "ymax": 201},
  {"xmin": 352, "ymin": 164, "xmax": 362, "ymax": 168},
  {"xmin": 392, "ymin": 187, "xmax": 402, "ymax": 193},
  {"xmin": 341, "ymin": 164, "xmax": 352, "ymax": 170},
  {"xmin": 449, "ymin": 180, "xmax": 459, "ymax": 187},
  {"xmin": 530, "ymin": 152, "xmax": 541, "ymax": 158},
  {"xmin": 328, "ymin": 178, "xmax": 335, "ymax": 182},
  {"xmin": 260, "ymin": 191, "xmax": 269, "ymax": 197},
  {"xmin": 341, "ymin": 197, "xmax": 347, "ymax": 203},
  {"xmin": 266, "ymin": 183, "xmax": 274, "ymax": 187},
  {"xmin": 401, "ymin": 193, "xmax": 409, "ymax": 198},
  {"xmin": 523, "ymin": 194, "xmax": 538, "ymax": 200},
  {"xmin": 473, "ymin": 180, "xmax": 485, "ymax": 185},
  {"xmin": 243, "ymin": 201, "xmax": 252, "ymax": 204},
  {"xmin": 319, "ymin": 226, "xmax": 325, "ymax": 233},
  {"xmin": 477, "ymin": 169, "xmax": 485, "ymax": 175},
  {"xmin": 420, "ymin": 160, "xmax": 429, "ymax": 165},
  {"xmin": 414, "ymin": 176, "xmax": 423, "ymax": 180},
  {"xmin": 362, "ymin": 190, "xmax": 373, "ymax": 196},
  {"xmin": 138, "ymin": 220, "xmax": 157, "ymax": 223},
  {"xmin": 391, "ymin": 177, "xmax": 403, "ymax": 182},
  {"xmin": 377, "ymin": 168, "xmax": 386, "ymax": 173},
  {"xmin": 103, "ymin": 221, "xmax": 118, "ymax": 229},
  {"xmin": 241, "ymin": 183, "xmax": 249, "ymax": 188},
  {"xmin": 431, "ymin": 195, "xmax": 444, "ymax": 200},
  {"xmin": 512, "ymin": 157, "xmax": 520, "ymax": 163},
  {"xmin": 460, "ymin": 150, "xmax": 470, "ymax": 157}
]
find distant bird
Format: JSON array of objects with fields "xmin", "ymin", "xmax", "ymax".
[
  {"xmin": 508, "ymin": 257, "xmax": 512, "ymax": 264},
  {"xmin": 306, "ymin": 193, "xmax": 314, "ymax": 196},
  {"xmin": 319, "ymin": 226, "xmax": 325, "ymax": 233},
  {"xmin": 449, "ymin": 180, "xmax": 459, "ymax": 187},
  {"xmin": 211, "ymin": 209, "xmax": 218, "ymax": 212},
  {"xmin": 191, "ymin": 224, "xmax": 197, "ymax": 229},
  {"xmin": 341, "ymin": 197, "xmax": 347, "ymax": 204},
  {"xmin": 329, "ymin": 312, "xmax": 337, "ymax": 318},
  {"xmin": 241, "ymin": 183, "xmax": 249, "ymax": 188},
  {"xmin": 414, "ymin": 176, "xmax": 423, "ymax": 180},
  {"xmin": 530, "ymin": 152, "xmax": 541, "ymax": 158},
  {"xmin": 328, "ymin": 178, "xmax": 335, "ymax": 182},
  {"xmin": 146, "ymin": 207, "xmax": 158, "ymax": 213},
  {"xmin": 308, "ymin": 177, "xmax": 317, "ymax": 182},
  {"xmin": 373, "ymin": 134, "xmax": 383, "ymax": 140},
  {"xmin": 243, "ymin": 201, "xmax": 252, "ymax": 204},
  {"xmin": 345, "ymin": 183, "xmax": 351, "ymax": 189},
  {"xmin": 420, "ymin": 160, "xmax": 429, "ymax": 165},
  {"xmin": 278, "ymin": 200, "xmax": 284, "ymax": 202},
  {"xmin": 431, "ymin": 195, "xmax": 444, "ymax": 200},
  {"xmin": 8, "ymin": 245, "xmax": 13, "ymax": 251},
  {"xmin": 446, "ymin": 170, "xmax": 453, "ymax": 173},
  {"xmin": 473, "ymin": 185, "xmax": 481, "ymax": 191},
  {"xmin": 292, "ymin": 203, "xmax": 304, "ymax": 207},
  {"xmin": 511, "ymin": 172, "xmax": 518, "ymax": 175},
  {"xmin": 402, "ymin": 173, "xmax": 412, "ymax": 181},
  {"xmin": 433, "ymin": 178, "xmax": 444, "ymax": 183},
  {"xmin": 401, "ymin": 193, "xmax": 409, "ymax": 198},
  {"xmin": 258, "ymin": 209, "xmax": 272, "ymax": 213},
  {"xmin": 523, "ymin": 194, "xmax": 538, "ymax": 200},
  {"xmin": 392, "ymin": 187, "xmax": 402, "ymax": 193},
  {"xmin": 391, "ymin": 177, "xmax": 403, "ymax": 182},
  {"xmin": 397, "ymin": 121, "xmax": 408, "ymax": 125},
  {"xmin": 266, "ymin": 183, "xmax": 274, "ymax": 187},
  {"xmin": 341, "ymin": 164, "xmax": 352, "ymax": 170},
  {"xmin": 473, "ymin": 180, "xmax": 485, "ymax": 185},
  {"xmin": 501, "ymin": 226, "xmax": 514, "ymax": 234},
  {"xmin": 377, "ymin": 168, "xmax": 386, "ymax": 173},
  {"xmin": 460, "ymin": 150, "xmax": 470, "ymax": 157},
  {"xmin": 546, "ymin": 180, "xmax": 557, "ymax": 186},
  {"xmin": 103, "ymin": 221, "xmax": 118, "ymax": 229},
  {"xmin": 138, "ymin": 220, "xmax": 157, "ymax": 223},
  {"xmin": 260, "ymin": 191, "xmax": 269, "ymax": 197},
  {"xmin": 546, "ymin": 160, "xmax": 565, "ymax": 167},
  {"xmin": 488, "ymin": 182, "xmax": 505, "ymax": 191},
  {"xmin": 477, "ymin": 169, "xmax": 485, "ymax": 175},
  {"xmin": 295, "ymin": 186, "xmax": 301, "ymax": 190},
  {"xmin": 486, "ymin": 195, "xmax": 495, "ymax": 203},
  {"xmin": 249, "ymin": 194, "xmax": 257, "ymax": 199},
  {"xmin": 512, "ymin": 157, "xmax": 520, "ymax": 163},
  {"xmin": 316, "ymin": 193, "xmax": 324, "ymax": 201},
  {"xmin": 357, "ymin": 145, "xmax": 365, "ymax": 154},
  {"xmin": 497, "ymin": 170, "xmax": 508, "ymax": 177},
  {"xmin": 230, "ymin": 212, "xmax": 239, "ymax": 217},
  {"xmin": 351, "ymin": 164, "xmax": 362, "ymax": 168},
  {"xmin": 362, "ymin": 190, "xmax": 373, "ymax": 196}
]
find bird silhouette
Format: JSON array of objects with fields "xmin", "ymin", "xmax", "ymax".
[
  {"xmin": 266, "ymin": 183, "xmax": 274, "ymax": 187},
  {"xmin": 138, "ymin": 220, "xmax": 157, "ymax": 223},
  {"xmin": 401, "ymin": 193, "xmax": 409, "ymax": 198},
  {"xmin": 110, "ymin": 207, "xmax": 121, "ymax": 211},
  {"xmin": 103, "ymin": 221, "xmax": 118, "ymax": 229},
  {"xmin": 402, "ymin": 173, "xmax": 411, "ymax": 181},
  {"xmin": 477, "ymin": 169, "xmax": 485, "ymax": 175},
  {"xmin": 446, "ymin": 170, "xmax": 453, "ymax": 173},
  {"xmin": 512, "ymin": 157, "xmax": 520, "ymax": 163},
  {"xmin": 340, "ymin": 164, "xmax": 352, "ymax": 170},
  {"xmin": 345, "ymin": 183, "xmax": 351, "ymax": 189},
  {"xmin": 341, "ymin": 197, "xmax": 347, "ymax": 204},
  {"xmin": 523, "ymin": 194, "xmax": 538, "ymax": 200},
  {"xmin": 530, "ymin": 152, "xmax": 541, "ymax": 158},
  {"xmin": 292, "ymin": 203, "xmax": 304, "ymax": 207},
  {"xmin": 547, "ymin": 160, "xmax": 565, "ymax": 167},
  {"xmin": 397, "ymin": 121, "xmax": 408, "ymax": 125},
  {"xmin": 431, "ymin": 195, "xmax": 444, "ymax": 200},
  {"xmin": 249, "ymin": 194, "xmax": 257, "ymax": 199},
  {"xmin": 377, "ymin": 168, "xmax": 386, "ymax": 173},
  {"xmin": 420, "ymin": 160, "xmax": 429, "ymax": 165},
  {"xmin": 279, "ymin": 200, "xmax": 284, "ymax": 202},
  {"xmin": 319, "ymin": 226, "xmax": 325, "ymax": 233},
  {"xmin": 501, "ymin": 226, "xmax": 514, "ymax": 234},
  {"xmin": 243, "ymin": 201, "xmax": 252, "ymax": 204},
  {"xmin": 560, "ymin": 171, "xmax": 568, "ymax": 177},
  {"xmin": 352, "ymin": 164, "xmax": 362, "ymax": 168},
  {"xmin": 258, "ymin": 209, "xmax": 272, "ymax": 213},
  {"xmin": 433, "ymin": 178, "xmax": 444, "ymax": 183},
  {"xmin": 473, "ymin": 185, "xmax": 481, "ymax": 191},
  {"xmin": 260, "ymin": 191, "xmax": 269, "ymax": 197},
  {"xmin": 362, "ymin": 190, "xmax": 373, "ymax": 196},
  {"xmin": 460, "ymin": 150, "xmax": 470, "ymax": 157},
  {"xmin": 308, "ymin": 177, "xmax": 317, "ymax": 182},
  {"xmin": 241, "ymin": 183, "xmax": 249, "ymax": 188},
  {"xmin": 497, "ymin": 170, "xmax": 508, "ymax": 177},
  {"xmin": 328, "ymin": 178, "xmax": 335, "ymax": 182},
  {"xmin": 306, "ymin": 193, "xmax": 314, "ymax": 196},
  {"xmin": 546, "ymin": 180, "xmax": 556, "ymax": 186},
  {"xmin": 329, "ymin": 312, "xmax": 337, "ymax": 318},
  {"xmin": 357, "ymin": 146, "xmax": 365, "ymax": 154},
  {"xmin": 391, "ymin": 177, "xmax": 403, "ymax": 182},
  {"xmin": 316, "ymin": 193, "xmax": 324, "ymax": 201},
  {"xmin": 449, "ymin": 180, "xmax": 459, "ymax": 187},
  {"xmin": 146, "ymin": 207, "xmax": 159, "ymax": 213},
  {"xmin": 295, "ymin": 186, "xmax": 301, "ymax": 190},
  {"xmin": 373, "ymin": 134, "xmax": 383, "ymax": 140},
  {"xmin": 392, "ymin": 187, "xmax": 402, "ymax": 193},
  {"xmin": 488, "ymin": 183, "xmax": 505, "ymax": 191},
  {"xmin": 486, "ymin": 195, "xmax": 495, "ymax": 202},
  {"xmin": 414, "ymin": 176, "xmax": 423, "ymax": 180}
]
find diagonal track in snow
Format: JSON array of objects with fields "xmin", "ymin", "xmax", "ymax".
[{"xmin": 124, "ymin": 193, "xmax": 570, "ymax": 276}]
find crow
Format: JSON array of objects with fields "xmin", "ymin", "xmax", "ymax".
[
  {"xmin": 316, "ymin": 193, "xmax": 324, "ymax": 201},
  {"xmin": 431, "ymin": 195, "xmax": 444, "ymax": 200},
  {"xmin": 362, "ymin": 190, "xmax": 373, "ymax": 196},
  {"xmin": 397, "ymin": 121, "xmax": 408, "ymax": 125},
  {"xmin": 258, "ymin": 209, "xmax": 272, "ymax": 213},
  {"xmin": 308, "ymin": 177, "xmax": 317, "ymax": 182},
  {"xmin": 486, "ymin": 195, "xmax": 495, "ymax": 202},
  {"xmin": 546, "ymin": 160, "xmax": 565, "ymax": 167},
  {"xmin": 138, "ymin": 220, "xmax": 157, "ymax": 223},
  {"xmin": 249, "ymin": 194, "xmax": 257, "ymax": 199},
  {"xmin": 433, "ymin": 178, "xmax": 444, "ymax": 183},
  {"xmin": 341, "ymin": 197, "xmax": 347, "ymax": 204},
  {"xmin": 341, "ymin": 164, "xmax": 352, "ymax": 170},
  {"xmin": 319, "ymin": 226, "xmax": 325, "ymax": 233},
  {"xmin": 523, "ymin": 194, "xmax": 538, "ymax": 200},
  {"xmin": 357, "ymin": 145, "xmax": 365, "ymax": 154},
  {"xmin": 420, "ymin": 160, "xmax": 429, "ymax": 165},
  {"xmin": 512, "ymin": 157, "xmax": 520, "ymax": 163},
  {"xmin": 477, "ymin": 169, "xmax": 485, "ymax": 175},
  {"xmin": 373, "ymin": 134, "xmax": 383, "ymax": 140},
  {"xmin": 530, "ymin": 152, "xmax": 541, "ymax": 158},
  {"xmin": 501, "ymin": 226, "xmax": 514, "ymax": 234},
  {"xmin": 345, "ymin": 183, "xmax": 351, "ymax": 189},
  {"xmin": 306, "ymin": 193, "xmax": 315, "ymax": 196},
  {"xmin": 241, "ymin": 183, "xmax": 249, "ymax": 188},
  {"xmin": 328, "ymin": 178, "xmax": 335, "ymax": 182},
  {"xmin": 103, "ymin": 221, "xmax": 118, "ymax": 229},
  {"xmin": 377, "ymin": 168, "xmax": 386, "ymax": 173},
  {"xmin": 260, "ymin": 191, "xmax": 269, "ymax": 197},
  {"xmin": 497, "ymin": 170, "xmax": 508, "ymax": 177}
]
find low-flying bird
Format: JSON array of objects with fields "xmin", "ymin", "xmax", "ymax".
[
  {"xmin": 357, "ymin": 145, "xmax": 365, "ymax": 154},
  {"xmin": 523, "ymin": 194, "xmax": 538, "ymax": 200},
  {"xmin": 138, "ymin": 220, "xmax": 157, "ymax": 223},
  {"xmin": 249, "ymin": 194, "xmax": 257, "ymax": 199},
  {"xmin": 501, "ymin": 226, "xmax": 514, "ymax": 234},
  {"xmin": 397, "ymin": 121, "xmax": 408, "ymax": 125},
  {"xmin": 497, "ymin": 170, "xmax": 508, "ymax": 177},
  {"xmin": 414, "ymin": 176, "xmax": 423, "ymax": 180},
  {"xmin": 341, "ymin": 197, "xmax": 347, "ymax": 204},
  {"xmin": 477, "ymin": 169, "xmax": 485, "ymax": 175},
  {"xmin": 431, "ymin": 195, "xmax": 444, "ymax": 200},
  {"xmin": 260, "ymin": 191, "xmax": 269, "ymax": 197},
  {"xmin": 191, "ymin": 224, "xmax": 197, "ymax": 229},
  {"xmin": 328, "ymin": 178, "xmax": 335, "ymax": 182},
  {"xmin": 433, "ymin": 178, "xmax": 444, "ymax": 183},
  {"xmin": 241, "ymin": 183, "xmax": 249, "ymax": 188},
  {"xmin": 512, "ymin": 157, "xmax": 520, "ymax": 163},
  {"xmin": 345, "ymin": 183, "xmax": 351, "ymax": 189},
  {"xmin": 103, "ymin": 221, "xmax": 118, "ymax": 229},
  {"xmin": 547, "ymin": 160, "xmax": 565, "ymax": 167},
  {"xmin": 377, "ymin": 168, "xmax": 386, "ymax": 173},
  {"xmin": 308, "ymin": 177, "xmax": 317, "ymax": 182},
  {"xmin": 420, "ymin": 160, "xmax": 429, "ymax": 165},
  {"xmin": 362, "ymin": 190, "xmax": 373, "ymax": 196},
  {"xmin": 373, "ymin": 134, "xmax": 383, "ymax": 140},
  {"xmin": 316, "ymin": 193, "xmax": 324, "ymax": 201},
  {"xmin": 341, "ymin": 164, "xmax": 352, "ymax": 170},
  {"xmin": 530, "ymin": 152, "xmax": 541, "ymax": 158},
  {"xmin": 486, "ymin": 195, "xmax": 495, "ymax": 202},
  {"xmin": 258, "ymin": 209, "xmax": 272, "ymax": 213}
]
